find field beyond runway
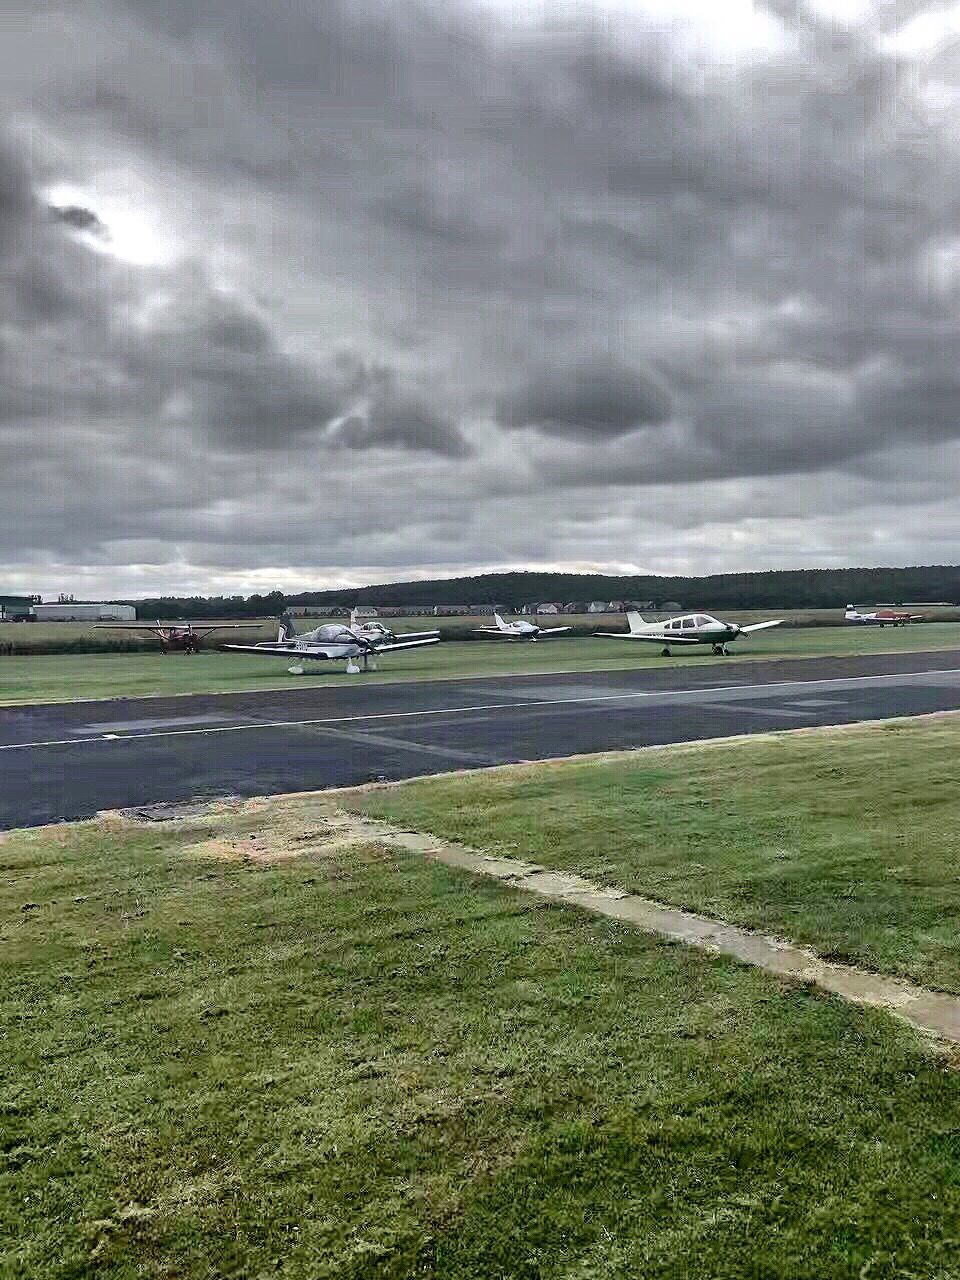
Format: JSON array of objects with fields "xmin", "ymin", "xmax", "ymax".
[
  {"xmin": 3, "ymin": 619, "xmax": 960, "ymax": 705},
  {"xmin": 5, "ymin": 648, "xmax": 960, "ymax": 829}
]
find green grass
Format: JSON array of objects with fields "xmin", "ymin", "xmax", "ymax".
[
  {"xmin": 3, "ymin": 621, "xmax": 960, "ymax": 705},
  {"xmin": 348, "ymin": 715, "xmax": 960, "ymax": 995},
  {"xmin": 4, "ymin": 795, "xmax": 960, "ymax": 1278}
]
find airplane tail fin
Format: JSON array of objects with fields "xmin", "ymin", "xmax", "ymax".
[
  {"xmin": 350, "ymin": 607, "xmax": 358, "ymax": 626},
  {"xmin": 625, "ymin": 610, "xmax": 647, "ymax": 633},
  {"xmin": 278, "ymin": 615, "xmax": 296, "ymax": 642},
  {"xmin": 844, "ymin": 604, "xmax": 858, "ymax": 619},
  {"xmin": 494, "ymin": 612, "xmax": 507, "ymax": 630}
]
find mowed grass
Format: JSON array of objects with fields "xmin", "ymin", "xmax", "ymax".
[
  {"xmin": 4, "ymin": 796, "xmax": 960, "ymax": 1278},
  {"xmin": 348, "ymin": 715, "xmax": 960, "ymax": 995},
  {"xmin": 3, "ymin": 621, "xmax": 960, "ymax": 705}
]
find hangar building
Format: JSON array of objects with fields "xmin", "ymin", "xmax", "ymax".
[{"xmin": 33, "ymin": 602, "xmax": 137, "ymax": 622}]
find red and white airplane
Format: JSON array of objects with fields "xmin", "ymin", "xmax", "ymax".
[
  {"xmin": 844, "ymin": 605, "xmax": 924, "ymax": 627},
  {"xmin": 95, "ymin": 620, "xmax": 262, "ymax": 653}
]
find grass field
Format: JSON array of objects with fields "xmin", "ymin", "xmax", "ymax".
[
  {"xmin": 5, "ymin": 780, "xmax": 960, "ymax": 1278},
  {"xmin": 2, "ymin": 620, "xmax": 960, "ymax": 705},
  {"xmin": 348, "ymin": 715, "xmax": 960, "ymax": 995}
]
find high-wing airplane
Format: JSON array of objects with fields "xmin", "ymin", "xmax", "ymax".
[
  {"xmin": 222, "ymin": 617, "xmax": 440, "ymax": 674},
  {"xmin": 844, "ymin": 604, "xmax": 923, "ymax": 627},
  {"xmin": 94, "ymin": 620, "xmax": 262, "ymax": 653},
  {"xmin": 594, "ymin": 610, "xmax": 784, "ymax": 656},
  {"xmin": 472, "ymin": 612, "xmax": 571, "ymax": 641}
]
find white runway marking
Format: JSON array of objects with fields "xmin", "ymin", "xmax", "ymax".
[{"xmin": 2, "ymin": 666, "xmax": 959, "ymax": 752}]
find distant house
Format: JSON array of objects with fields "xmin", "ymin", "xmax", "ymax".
[
  {"xmin": 660, "ymin": 601, "xmax": 682, "ymax": 613},
  {"xmin": 536, "ymin": 602, "xmax": 560, "ymax": 614},
  {"xmin": 433, "ymin": 605, "xmax": 470, "ymax": 615},
  {"xmin": 587, "ymin": 601, "xmax": 611, "ymax": 613},
  {"xmin": 624, "ymin": 600, "xmax": 655, "ymax": 612},
  {"xmin": 288, "ymin": 605, "xmax": 346, "ymax": 617},
  {"xmin": 562, "ymin": 602, "xmax": 584, "ymax": 614},
  {"xmin": 352, "ymin": 605, "xmax": 378, "ymax": 618},
  {"xmin": 607, "ymin": 600, "xmax": 625, "ymax": 613}
]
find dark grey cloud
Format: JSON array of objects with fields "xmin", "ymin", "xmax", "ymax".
[
  {"xmin": 334, "ymin": 400, "xmax": 469, "ymax": 458},
  {"xmin": 3, "ymin": 0, "xmax": 960, "ymax": 593},
  {"xmin": 49, "ymin": 203, "xmax": 108, "ymax": 237},
  {"xmin": 497, "ymin": 357, "xmax": 673, "ymax": 439}
]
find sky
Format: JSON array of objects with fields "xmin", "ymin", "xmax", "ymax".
[{"xmin": 3, "ymin": 0, "xmax": 960, "ymax": 599}]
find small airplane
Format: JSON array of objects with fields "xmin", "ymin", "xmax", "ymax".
[
  {"xmin": 594, "ymin": 610, "xmax": 784, "ymax": 656},
  {"xmin": 94, "ymin": 619, "xmax": 262, "ymax": 653},
  {"xmin": 222, "ymin": 616, "xmax": 440, "ymax": 674},
  {"xmin": 347, "ymin": 609, "xmax": 440, "ymax": 645},
  {"xmin": 472, "ymin": 612, "xmax": 571, "ymax": 641},
  {"xmin": 844, "ymin": 604, "xmax": 923, "ymax": 627}
]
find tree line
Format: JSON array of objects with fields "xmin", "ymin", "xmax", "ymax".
[{"xmin": 126, "ymin": 567, "xmax": 960, "ymax": 618}]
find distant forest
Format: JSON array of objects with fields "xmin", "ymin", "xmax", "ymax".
[{"xmin": 128, "ymin": 566, "xmax": 960, "ymax": 618}]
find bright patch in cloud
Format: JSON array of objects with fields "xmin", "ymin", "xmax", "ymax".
[{"xmin": 45, "ymin": 181, "xmax": 179, "ymax": 267}]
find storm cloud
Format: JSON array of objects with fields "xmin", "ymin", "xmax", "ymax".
[{"xmin": 3, "ymin": 0, "xmax": 960, "ymax": 596}]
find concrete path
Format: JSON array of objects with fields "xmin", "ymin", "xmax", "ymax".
[{"xmin": 326, "ymin": 807, "xmax": 960, "ymax": 1046}]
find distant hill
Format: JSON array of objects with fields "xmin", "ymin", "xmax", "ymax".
[{"xmin": 130, "ymin": 566, "xmax": 960, "ymax": 618}]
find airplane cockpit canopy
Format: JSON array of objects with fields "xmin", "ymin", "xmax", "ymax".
[{"xmin": 316, "ymin": 623, "xmax": 354, "ymax": 642}]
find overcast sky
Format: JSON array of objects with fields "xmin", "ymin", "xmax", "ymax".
[{"xmin": 3, "ymin": 0, "xmax": 960, "ymax": 598}]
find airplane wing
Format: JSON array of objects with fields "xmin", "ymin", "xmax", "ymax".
[
  {"xmin": 593, "ymin": 630, "xmax": 701, "ymax": 643},
  {"xmin": 94, "ymin": 623, "xmax": 160, "ymax": 630},
  {"xmin": 222, "ymin": 636, "xmax": 439, "ymax": 658},
  {"xmin": 472, "ymin": 627, "xmax": 508, "ymax": 635},
  {"xmin": 738, "ymin": 619, "xmax": 784, "ymax": 633},
  {"xmin": 94, "ymin": 621, "xmax": 261, "ymax": 631},
  {"xmin": 222, "ymin": 643, "xmax": 321, "ymax": 657},
  {"xmin": 372, "ymin": 636, "xmax": 440, "ymax": 653},
  {"xmin": 538, "ymin": 626, "xmax": 571, "ymax": 635},
  {"xmin": 394, "ymin": 629, "xmax": 440, "ymax": 640}
]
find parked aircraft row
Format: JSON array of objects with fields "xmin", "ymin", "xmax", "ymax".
[
  {"xmin": 220, "ymin": 607, "xmax": 786, "ymax": 670},
  {"xmin": 95, "ymin": 604, "xmax": 925, "ymax": 673}
]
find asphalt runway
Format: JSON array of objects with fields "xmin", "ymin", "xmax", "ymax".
[{"xmin": 4, "ymin": 648, "xmax": 960, "ymax": 829}]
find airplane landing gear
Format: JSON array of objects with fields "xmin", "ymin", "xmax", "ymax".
[
  {"xmin": 661, "ymin": 646, "xmax": 671, "ymax": 657},
  {"xmin": 287, "ymin": 664, "xmax": 305, "ymax": 675},
  {"xmin": 346, "ymin": 660, "xmax": 361, "ymax": 674},
  {"xmin": 712, "ymin": 644, "xmax": 731, "ymax": 656}
]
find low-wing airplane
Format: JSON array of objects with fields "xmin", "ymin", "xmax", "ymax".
[
  {"xmin": 594, "ymin": 610, "xmax": 784, "ymax": 656},
  {"xmin": 472, "ymin": 612, "xmax": 571, "ymax": 641},
  {"xmin": 222, "ymin": 617, "xmax": 440, "ymax": 674},
  {"xmin": 95, "ymin": 620, "xmax": 262, "ymax": 653},
  {"xmin": 844, "ymin": 604, "xmax": 923, "ymax": 627},
  {"xmin": 347, "ymin": 609, "xmax": 440, "ymax": 645}
]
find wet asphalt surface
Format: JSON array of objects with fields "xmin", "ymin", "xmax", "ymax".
[{"xmin": 3, "ymin": 648, "xmax": 960, "ymax": 829}]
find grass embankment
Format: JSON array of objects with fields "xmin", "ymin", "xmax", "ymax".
[
  {"xmin": 3, "ymin": 622, "xmax": 960, "ymax": 706},
  {"xmin": 4, "ymin": 793, "xmax": 960, "ymax": 1277},
  {"xmin": 348, "ymin": 715, "xmax": 960, "ymax": 996}
]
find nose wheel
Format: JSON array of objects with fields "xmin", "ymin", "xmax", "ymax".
[
  {"xmin": 712, "ymin": 644, "xmax": 731, "ymax": 656},
  {"xmin": 660, "ymin": 646, "xmax": 671, "ymax": 657}
]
